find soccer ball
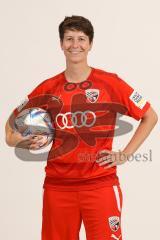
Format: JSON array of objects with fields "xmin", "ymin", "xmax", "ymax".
[{"xmin": 14, "ymin": 108, "xmax": 55, "ymax": 145}]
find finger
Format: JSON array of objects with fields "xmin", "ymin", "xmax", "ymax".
[
  {"xmin": 38, "ymin": 142, "xmax": 47, "ymax": 148},
  {"xmin": 98, "ymin": 149, "xmax": 111, "ymax": 155},
  {"xmin": 98, "ymin": 156, "xmax": 113, "ymax": 166},
  {"xmin": 96, "ymin": 156, "xmax": 108, "ymax": 163},
  {"xmin": 30, "ymin": 135, "xmax": 43, "ymax": 140},
  {"xmin": 15, "ymin": 139, "xmax": 33, "ymax": 148},
  {"xmin": 16, "ymin": 144, "xmax": 29, "ymax": 149},
  {"xmin": 29, "ymin": 144, "xmax": 41, "ymax": 150},
  {"xmin": 36, "ymin": 135, "xmax": 48, "ymax": 144},
  {"xmin": 104, "ymin": 162, "xmax": 118, "ymax": 169},
  {"xmin": 39, "ymin": 138, "xmax": 50, "ymax": 148},
  {"xmin": 98, "ymin": 160, "xmax": 112, "ymax": 166},
  {"xmin": 36, "ymin": 140, "xmax": 48, "ymax": 147},
  {"xmin": 30, "ymin": 138, "xmax": 41, "ymax": 144},
  {"xmin": 96, "ymin": 154, "xmax": 112, "ymax": 163},
  {"xmin": 30, "ymin": 138, "xmax": 48, "ymax": 149},
  {"xmin": 20, "ymin": 135, "xmax": 33, "ymax": 141},
  {"xmin": 29, "ymin": 147, "xmax": 39, "ymax": 151},
  {"xmin": 99, "ymin": 158, "xmax": 115, "ymax": 166},
  {"xmin": 29, "ymin": 137, "xmax": 45, "ymax": 144}
]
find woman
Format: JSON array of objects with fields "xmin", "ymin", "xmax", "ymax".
[{"xmin": 5, "ymin": 15, "xmax": 158, "ymax": 240}]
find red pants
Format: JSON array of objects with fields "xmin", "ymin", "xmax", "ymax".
[{"xmin": 41, "ymin": 185, "xmax": 123, "ymax": 240}]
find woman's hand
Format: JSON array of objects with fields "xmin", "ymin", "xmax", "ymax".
[
  {"xmin": 5, "ymin": 118, "xmax": 48, "ymax": 150},
  {"xmin": 96, "ymin": 149, "xmax": 130, "ymax": 169},
  {"xmin": 15, "ymin": 134, "xmax": 48, "ymax": 150}
]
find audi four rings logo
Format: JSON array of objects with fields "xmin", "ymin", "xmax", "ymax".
[{"xmin": 55, "ymin": 111, "xmax": 96, "ymax": 129}]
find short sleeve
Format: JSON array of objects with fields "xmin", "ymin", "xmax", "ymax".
[
  {"xmin": 13, "ymin": 81, "xmax": 47, "ymax": 117},
  {"xmin": 113, "ymin": 75, "xmax": 151, "ymax": 121}
]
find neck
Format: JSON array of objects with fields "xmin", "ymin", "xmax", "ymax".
[{"xmin": 64, "ymin": 61, "xmax": 92, "ymax": 83}]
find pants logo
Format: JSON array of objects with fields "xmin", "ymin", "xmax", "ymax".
[{"xmin": 108, "ymin": 216, "xmax": 120, "ymax": 232}]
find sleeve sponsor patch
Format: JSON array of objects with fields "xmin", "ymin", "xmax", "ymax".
[
  {"xmin": 17, "ymin": 96, "xmax": 29, "ymax": 112},
  {"xmin": 129, "ymin": 90, "xmax": 147, "ymax": 109}
]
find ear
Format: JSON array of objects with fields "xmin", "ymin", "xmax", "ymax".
[
  {"xmin": 60, "ymin": 40, "xmax": 64, "ymax": 50},
  {"xmin": 89, "ymin": 41, "xmax": 93, "ymax": 51}
]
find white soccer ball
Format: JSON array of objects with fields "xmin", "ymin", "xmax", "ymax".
[{"xmin": 14, "ymin": 108, "xmax": 55, "ymax": 145}]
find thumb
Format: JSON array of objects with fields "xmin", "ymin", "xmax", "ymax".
[{"xmin": 98, "ymin": 149, "xmax": 111, "ymax": 155}]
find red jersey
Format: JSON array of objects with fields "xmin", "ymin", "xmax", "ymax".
[{"xmin": 14, "ymin": 68, "xmax": 150, "ymax": 191}]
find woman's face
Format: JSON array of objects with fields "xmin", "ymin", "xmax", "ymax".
[{"xmin": 60, "ymin": 30, "xmax": 93, "ymax": 64}]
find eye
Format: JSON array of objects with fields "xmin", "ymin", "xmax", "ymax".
[
  {"xmin": 66, "ymin": 37, "xmax": 73, "ymax": 41},
  {"xmin": 79, "ymin": 38, "xmax": 85, "ymax": 41}
]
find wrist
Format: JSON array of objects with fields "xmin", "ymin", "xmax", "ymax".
[
  {"xmin": 10, "ymin": 131, "xmax": 23, "ymax": 147},
  {"xmin": 121, "ymin": 150, "xmax": 133, "ymax": 160}
]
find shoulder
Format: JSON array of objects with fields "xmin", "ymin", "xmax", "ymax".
[
  {"xmin": 93, "ymin": 68, "xmax": 131, "ymax": 84},
  {"xmin": 37, "ymin": 72, "xmax": 64, "ymax": 89},
  {"xmin": 93, "ymin": 68, "xmax": 131, "ymax": 91},
  {"xmin": 93, "ymin": 67, "xmax": 122, "ymax": 85},
  {"xmin": 27, "ymin": 72, "xmax": 64, "ymax": 97},
  {"xmin": 93, "ymin": 67, "xmax": 119, "ymax": 80}
]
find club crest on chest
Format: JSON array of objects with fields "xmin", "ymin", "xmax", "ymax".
[{"xmin": 85, "ymin": 89, "xmax": 99, "ymax": 103}]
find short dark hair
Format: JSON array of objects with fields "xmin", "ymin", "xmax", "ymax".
[{"xmin": 59, "ymin": 15, "xmax": 94, "ymax": 43}]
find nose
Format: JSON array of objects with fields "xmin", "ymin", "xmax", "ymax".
[{"xmin": 72, "ymin": 39, "xmax": 79, "ymax": 48}]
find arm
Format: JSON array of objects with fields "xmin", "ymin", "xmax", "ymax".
[
  {"xmin": 122, "ymin": 106, "xmax": 158, "ymax": 156},
  {"xmin": 5, "ymin": 119, "xmax": 25, "ymax": 147},
  {"xmin": 5, "ymin": 118, "xmax": 47, "ymax": 150},
  {"xmin": 96, "ymin": 106, "xmax": 158, "ymax": 168}
]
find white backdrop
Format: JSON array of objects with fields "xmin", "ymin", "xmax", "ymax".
[{"xmin": 1, "ymin": 0, "xmax": 159, "ymax": 239}]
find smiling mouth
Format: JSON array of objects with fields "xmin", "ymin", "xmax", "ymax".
[{"xmin": 69, "ymin": 51, "xmax": 83, "ymax": 54}]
